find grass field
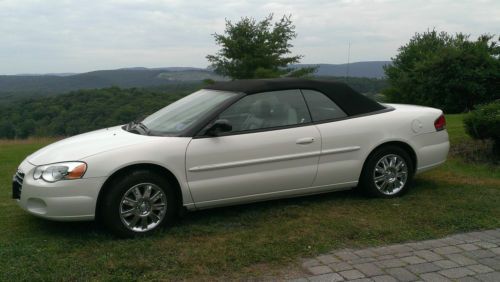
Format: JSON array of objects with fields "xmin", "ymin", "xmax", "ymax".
[{"xmin": 0, "ymin": 115, "xmax": 499, "ymax": 280}]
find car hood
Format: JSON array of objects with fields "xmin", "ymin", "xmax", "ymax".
[{"xmin": 27, "ymin": 126, "xmax": 157, "ymax": 165}]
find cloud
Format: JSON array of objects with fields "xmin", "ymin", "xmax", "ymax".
[{"xmin": 0, "ymin": 0, "xmax": 498, "ymax": 74}]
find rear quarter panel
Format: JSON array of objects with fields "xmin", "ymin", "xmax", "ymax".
[{"xmin": 313, "ymin": 104, "xmax": 448, "ymax": 186}]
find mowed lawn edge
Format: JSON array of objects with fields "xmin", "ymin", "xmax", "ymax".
[{"xmin": 0, "ymin": 114, "xmax": 499, "ymax": 280}]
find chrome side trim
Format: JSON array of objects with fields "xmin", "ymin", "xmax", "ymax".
[
  {"xmin": 189, "ymin": 146, "xmax": 361, "ymax": 172},
  {"xmin": 321, "ymin": 146, "xmax": 360, "ymax": 156},
  {"xmin": 189, "ymin": 150, "xmax": 321, "ymax": 172}
]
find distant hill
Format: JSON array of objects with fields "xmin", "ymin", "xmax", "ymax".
[
  {"xmin": 3, "ymin": 68, "xmax": 223, "ymax": 91},
  {"xmin": 0, "ymin": 68, "xmax": 223, "ymax": 101},
  {"xmin": 294, "ymin": 61, "xmax": 391, "ymax": 78},
  {"xmin": 0, "ymin": 61, "xmax": 389, "ymax": 101}
]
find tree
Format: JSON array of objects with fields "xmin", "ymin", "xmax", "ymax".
[
  {"xmin": 0, "ymin": 86, "xmax": 197, "ymax": 139},
  {"xmin": 384, "ymin": 30, "xmax": 500, "ymax": 113},
  {"xmin": 0, "ymin": 121, "xmax": 15, "ymax": 139},
  {"xmin": 464, "ymin": 100, "xmax": 500, "ymax": 154},
  {"xmin": 206, "ymin": 14, "xmax": 316, "ymax": 79}
]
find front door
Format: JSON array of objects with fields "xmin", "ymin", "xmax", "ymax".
[{"xmin": 185, "ymin": 89, "xmax": 321, "ymax": 208}]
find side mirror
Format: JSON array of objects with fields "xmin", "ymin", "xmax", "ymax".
[{"xmin": 206, "ymin": 119, "xmax": 232, "ymax": 136}]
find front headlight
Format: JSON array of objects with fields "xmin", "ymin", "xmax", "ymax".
[{"xmin": 33, "ymin": 162, "xmax": 87, "ymax": 182}]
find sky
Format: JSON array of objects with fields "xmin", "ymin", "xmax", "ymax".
[{"xmin": 0, "ymin": 0, "xmax": 498, "ymax": 75}]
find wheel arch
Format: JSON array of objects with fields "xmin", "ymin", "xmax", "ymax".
[
  {"xmin": 95, "ymin": 163, "xmax": 184, "ymax": 220},
  {"xmin": 364, "ymin": 141, "xmax": 417, "ymax": 173}
]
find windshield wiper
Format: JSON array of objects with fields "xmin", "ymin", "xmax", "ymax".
[
  {"xmin": 126, "ymin": 120, "xmax": 150, "ymax": 135},
  {"xmin": 136, "ymin": 122, "xmax": 150, "ymax": 135}
]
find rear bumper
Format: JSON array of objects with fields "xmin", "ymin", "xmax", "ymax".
[
  {"xmin": 414, "ymin": 130, "xmax": 450, "ymax": 174},
  {"xmin": 15, "ymin": 160, "xmax": 105, "ymax": 221},
  {"xmin": 416, "ymin": 158, "xmax": 447, "ymax": 174}
]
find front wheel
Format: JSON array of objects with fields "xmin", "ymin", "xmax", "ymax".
[
  {"xmin": 101, "ymin": 170, "xmax": 177, "ymax": 237},
  {"xmin": 359, "ymin": 146, "xmax": 414, "ymax": 198}
]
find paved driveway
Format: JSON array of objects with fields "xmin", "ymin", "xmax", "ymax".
[{"xmin": 292, "ymin": 229, "xmax": 500, "ymax": 281}]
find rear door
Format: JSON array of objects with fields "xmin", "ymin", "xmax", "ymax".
[{"xmin": 185, "ymin": 89, "xmax": 321, "ymax": 208}]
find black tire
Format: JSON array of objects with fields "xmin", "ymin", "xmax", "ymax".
[
  {"xmin": 101, "ymin": 170, "xmax": 177, "ymax": 238},
  {"xmin": 359, "ymin": 145, "xmax": 414, "ymax": 198}
]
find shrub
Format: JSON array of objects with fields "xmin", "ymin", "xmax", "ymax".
[
  {"xmin": 464, "ymin": 100, "xmax": 500, "ymax": 153},
  {"xmin": 384, "ymin": 31, "xmax": 500, "ymax": 113}
]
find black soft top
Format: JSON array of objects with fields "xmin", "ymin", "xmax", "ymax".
[{"xmin": 204, "ymin": 78, "xmax": 385, "ymax": 116}]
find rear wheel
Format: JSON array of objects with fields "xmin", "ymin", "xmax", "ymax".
[
  {"xmin": 360, "ymin": 146, "xmax": 414, "ymax": 198},
  {"xmin": 101, "ymin": 170, "xmax": 177, "ymax": 237}
]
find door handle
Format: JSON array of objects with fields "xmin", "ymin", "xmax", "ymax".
[{"xmin": 296, "ymin": 137, "xmax": 315, "ymax": 145}]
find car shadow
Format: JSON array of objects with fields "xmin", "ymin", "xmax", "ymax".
[
  {"xmin": 204, "ymin": 189, "xmax": 355, "ymax": 211},
  {"xmin": 25, "ymin": 189, "xmax": 365, "ymax": 239},
  {"xmin": 29, "ymin": 182, "xmax": 441, "ymax": 240},
  {"xmin": 27, "ymin": 216, "xmax": 110, "ymax": 239}
]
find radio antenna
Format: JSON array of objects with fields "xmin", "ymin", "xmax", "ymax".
[{"xmin": 345, "ymin": 42, "xmax": 351, "ymax": 80}]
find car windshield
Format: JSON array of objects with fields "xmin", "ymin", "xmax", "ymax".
[{"xmin": 141, "ymin": 89, "xmax": 238, "ymax": 135}]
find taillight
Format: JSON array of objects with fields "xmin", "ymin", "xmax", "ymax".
[{"xmin": 434, "ymin": 114, "xmax": 446, "ymax": 131}]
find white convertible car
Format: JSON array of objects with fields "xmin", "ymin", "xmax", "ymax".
[{"xmin": 13, "ymin": 78, "xmax": 449, "ymax": 237}]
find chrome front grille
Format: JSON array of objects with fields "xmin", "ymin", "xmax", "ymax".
[
  {"xmin": 12, "ymin": 169, "xmax": 24, "ymax": 199},
  {"xmin": 14, "ymin": 170, "xmax": 25, "ymax": 186}
]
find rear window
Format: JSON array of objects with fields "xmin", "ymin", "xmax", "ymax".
[{"xmin": 302, "ymin": 89, "xmax": 347, "ymax": 121}]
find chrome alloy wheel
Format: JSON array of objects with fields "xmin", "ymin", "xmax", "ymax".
[
  {"xmin": 373, "ymin": 154, "xmax": 408, "ymax": 195},
  {"xmin": 119, "ymin": 183, "xmax": 167, "ymax": 232}
]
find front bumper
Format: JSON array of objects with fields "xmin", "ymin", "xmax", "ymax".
[{"xmin": 14, "ymin": 160, "xmax": 106, "ymax": 221}]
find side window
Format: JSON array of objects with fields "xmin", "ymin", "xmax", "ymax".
[
  {"xmin": 218, "ymin": 89, "xmax": 311, "ymax": 133},
  {"xmin": 302, "ymin": 89, "xmax": 347, "ymax": 121}
]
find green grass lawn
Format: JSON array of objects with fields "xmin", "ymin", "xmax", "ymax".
[
  {"xmin": 1, "ymin": 115, "xmax": 499, "ymax": 280},
  {"xmin": 445, "ymin": 114, "xmax": 470, "ymax": 144}
]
